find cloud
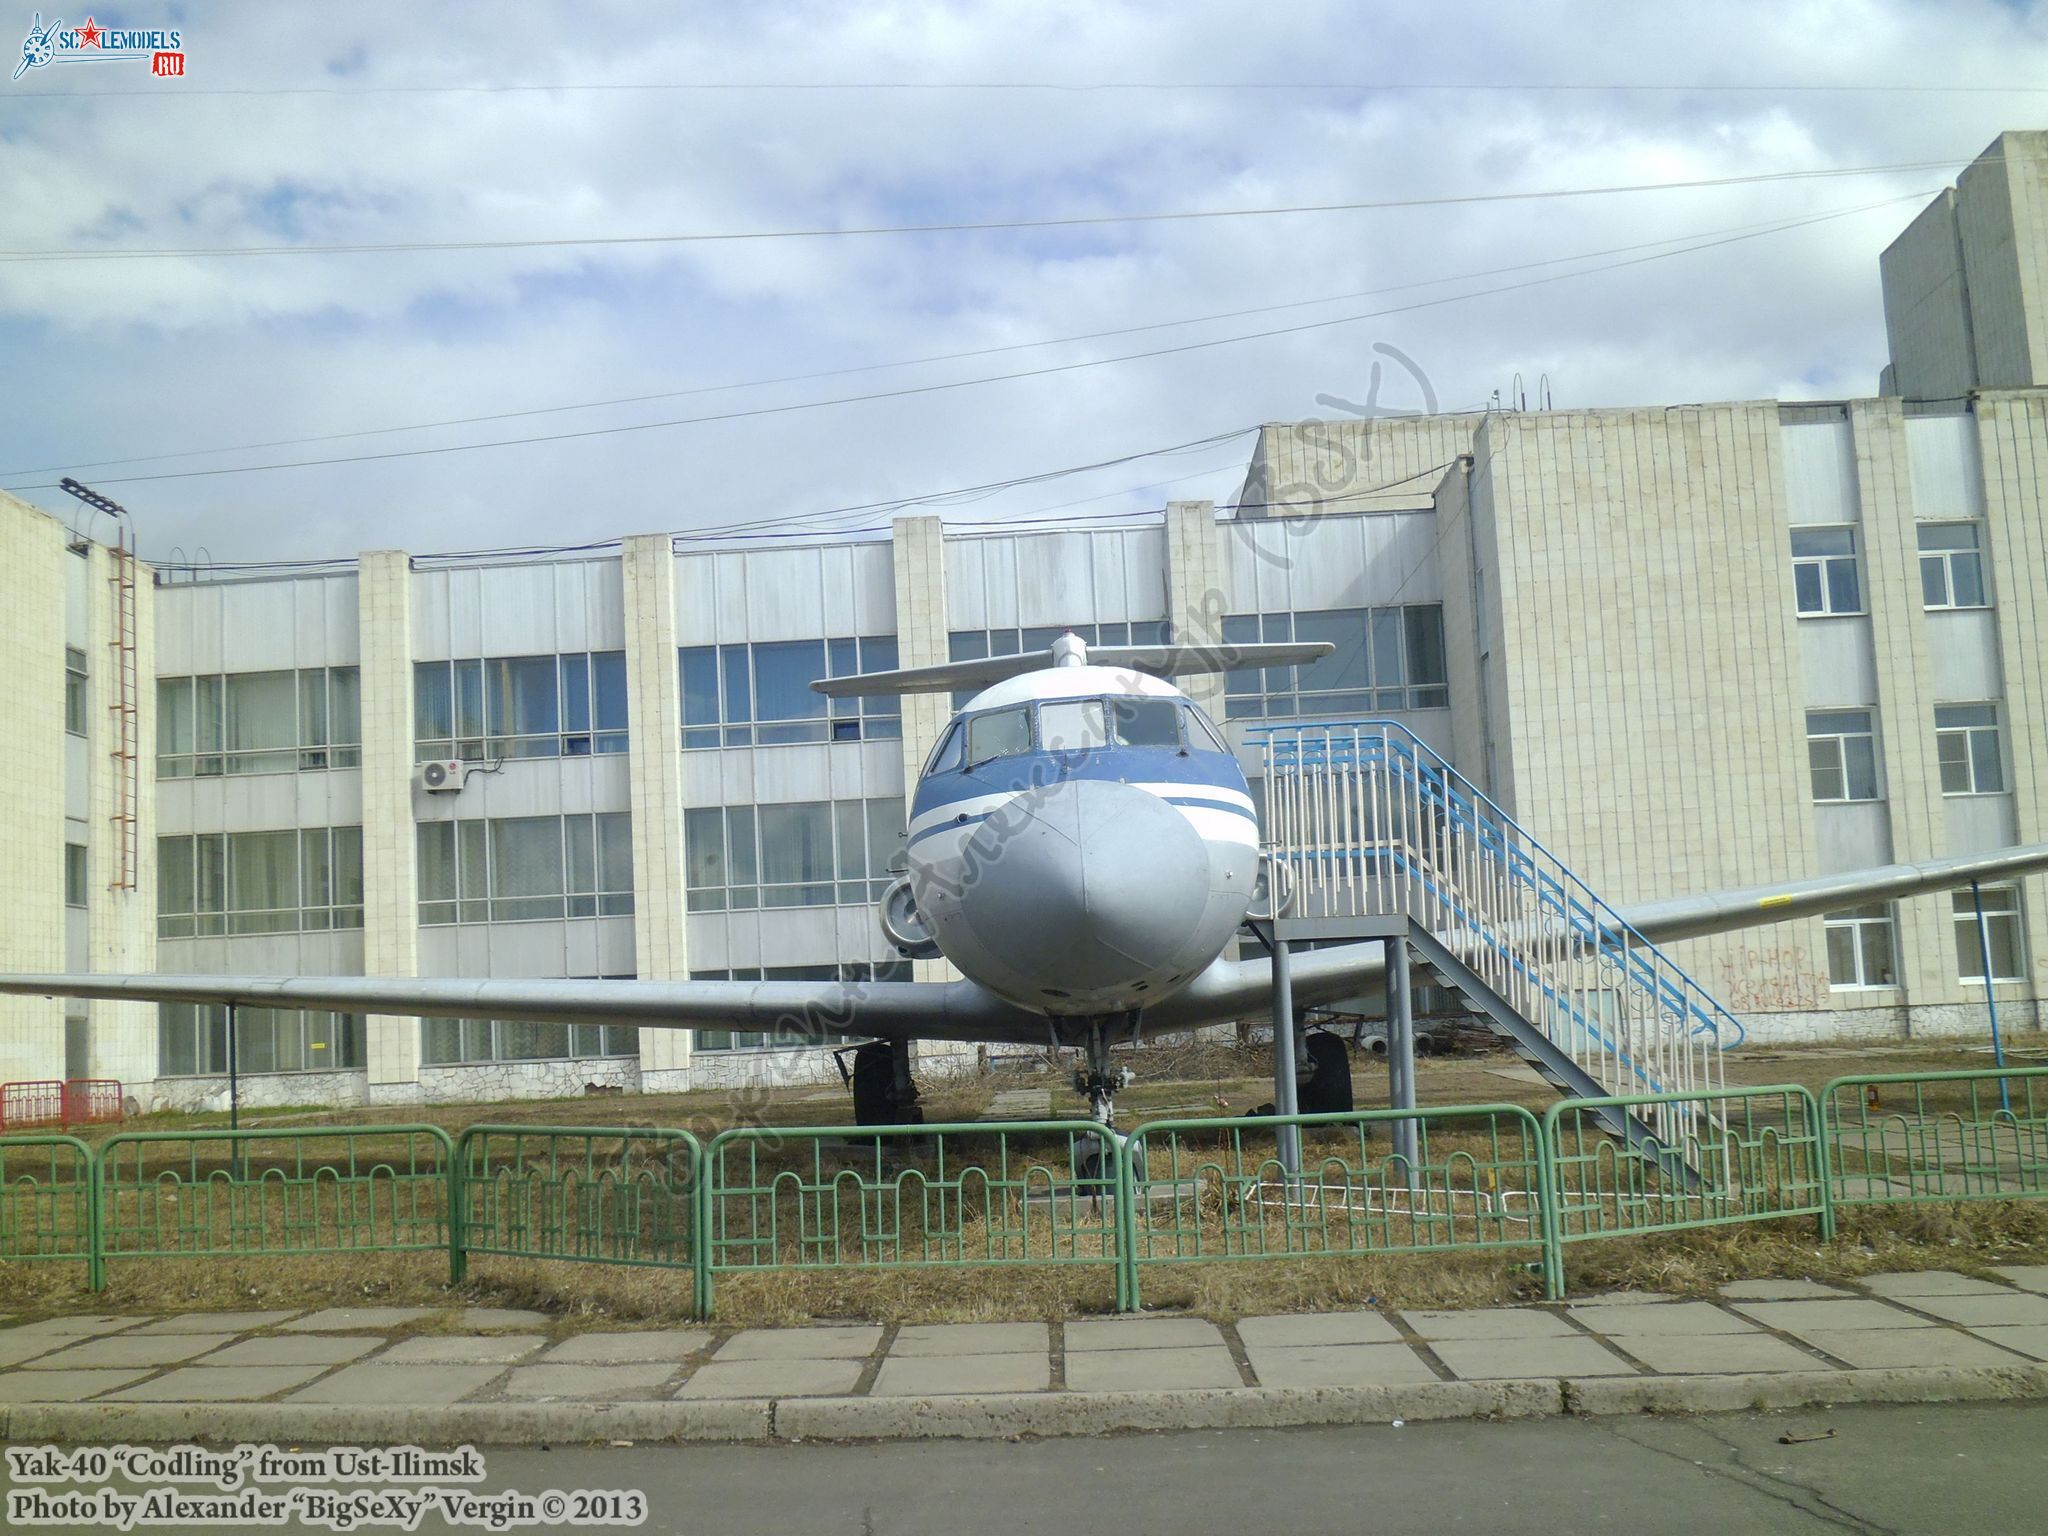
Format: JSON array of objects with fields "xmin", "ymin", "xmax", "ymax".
[{"xmin": 0, "ymin": 0, "xmax": 2042, "ymax": 562}]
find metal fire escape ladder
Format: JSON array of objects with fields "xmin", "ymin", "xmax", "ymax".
[{"xmin": 106, "ymin": 533, "xmax": 141, "ymax": 891}]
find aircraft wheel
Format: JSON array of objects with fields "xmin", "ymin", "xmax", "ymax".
[
  {"xmin": 1298, "ymin": 1032, "xmax": 1355, "ymax": 1116},
  {"xmin": 851, "ymin": 1042, "xmax": 920, "ymax": 1126}
]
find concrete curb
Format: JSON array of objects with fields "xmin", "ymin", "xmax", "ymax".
[{"xmin": 5, "ymin": 1364, "xmax": 2046, "ymax": 1445}]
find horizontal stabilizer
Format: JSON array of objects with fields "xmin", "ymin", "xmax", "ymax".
[{"xmin": 811, "ymin": 641, "xmax": 1334, "ymax": 697}]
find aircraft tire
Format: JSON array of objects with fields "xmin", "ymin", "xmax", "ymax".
[{"xmin": 1298, "ymin": 1032, "xmax": 1355, "ymax": 1116}]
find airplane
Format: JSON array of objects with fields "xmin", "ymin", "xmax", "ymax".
[{"xmin": 6, "ymin": 632, "xmax": 2048, "ymax": 1139}]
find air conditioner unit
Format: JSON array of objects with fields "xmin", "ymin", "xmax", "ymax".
[{"xmin": 417, "ymin": 760, "xmax": 464, "ymax": 794}]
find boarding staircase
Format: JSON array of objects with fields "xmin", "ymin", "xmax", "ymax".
[{"xmin": 1254, "ymin": 721, "xmax": 1744, "ymax": 1169}]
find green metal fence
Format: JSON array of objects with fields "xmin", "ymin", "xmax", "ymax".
[
  {"xmin": 702, "ymin": 1120, "xmax": 1127, "ymax": 1315},
  {"xmin": 94, "ymin": 1126, "xmax": 455, "ymax": 1287},
  {"xmin": 0, "ymin": 1134, "xmax": 96, "ymax": 1285},
  {"xmin": 1822, "ymin": 1066, "xmax": 2048, "ymax": 1208},
  {"xmin": 452, "ymin": 1124, "xmax": 702, "ymax": 1307},
  {"xmin": 1542, "ymin": 1085, "xmax": 1829, "ymax": 1298},
  {"xmin": 1122, "ymin": 1105, "xmax": 1552, "ymax": 1307}
]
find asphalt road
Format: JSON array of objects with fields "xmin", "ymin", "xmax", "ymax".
[{"xmin": 9, "ymin": 1402, "xmax": 2044, "ymax": 1535}]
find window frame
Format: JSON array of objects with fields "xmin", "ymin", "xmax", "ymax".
[
  {"xmin": 684, "ymin": 797, "xmax": 904, "ymax": 912},
  {"xmin": 1790, "ymin": 525, "xmax": 1864, "ymax": 617},
  {"xmin": 416, "ymin": 812, "xmax": 635, "ymax": 925},
  {"xmin": 1934, "ymin": 703, "xmax": 2005, "ymax": 796},
  {"xmin": 156, "ymin": 826, "xmax": 364, "ymax": 938},
  {"xmin": 156, "ymin": 1002, "xmax": 366, "ymax": 1078},
  {"xmin": 1953, "ymin": 885, "xmax": 2026, "ymax": 985},
  {"xmin": 64, "ymin": 646, "xmax": 88, "ymax": 737},
  {"xmin": 1221, "ymin": 605, "xmax": 1450, "ymax": 719},
  {"xmin": 1805, "ymin": 708, "xmax": 1881, "ymax": 803},
  {"xmin": 416, "ymin": 652, "xmax": 629, "ymax": 763},
  {"xmin": 678, "ymin": 635, "xmax": 902, "ymax": 749},
  {"xmin": 1823, "ymin": 904, "xmax": 1898, "ymax": 990},
  {"xmin": 157, "ymin": 666, "xmax": 362, "ymax": 778},
  {"xmin": 1917, "ymin": 522, "xmax": 1989, "ymax": 611}
]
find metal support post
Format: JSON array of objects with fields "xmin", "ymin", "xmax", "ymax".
[
  {"xmin": 1970, "ymin": 880, "xmax": 2012, "ymax": 1116},
  {"xmin": 226, "ymin": 1000, "xmax": 243, "ymax": 1179},
  {"xmin": 1271, "ymin": 936, "xmax": 1301, "ymax": 1177},
  {"xmin": 1388, "ymin": 934, "xmax": 1419, "ymax": 1181}
]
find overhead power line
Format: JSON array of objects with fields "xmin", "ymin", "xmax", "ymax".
[
  {"xmin": 0, "ymin": 191, "xmax": 1924, "ymax": 494},
  {"xmin": 3, "ymin": 193, "xmax": 1923, "ymax": 481},
  {"xmin": 0, "ymin": 156, "xmax": 1983, "ymax": 263},
  {"xmin": 13, "ymin": 79, "xmax": 2048, "ymax": 100}
]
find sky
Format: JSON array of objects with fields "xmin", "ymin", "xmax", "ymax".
[{"xmin": 1, "ymin": 0, "xmax": 2045, "ymax": 569}]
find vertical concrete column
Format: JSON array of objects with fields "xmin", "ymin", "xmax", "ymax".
[
  {"xmin": 358, "ymin": 550, "xmax": 422, "ymax": 1102},
  {"xmin": 1164, "ymin": 499, "xmax": 1227, "ymax": 717},
  {"xmin": 0, "ymin": 493, "xmax": 67, "ymax": 1081},
  {"xmin": 622, "ymin": 534, "xmax": 692, "ymax": 1089},
  {"xmin": 1976, "ymin": 393, "xmax": 2048, "ymax": 1008},
  {"xmin": 891, "ymin": 517, "xmax": 961, "ymax": 998},
  {"xmin": 1852, "ymin": 399, "xmax": 1958, "ymax": 1012},
  {"xmin": 84, "ymin": 540, "xmax": 158, "ymax": 1083}
]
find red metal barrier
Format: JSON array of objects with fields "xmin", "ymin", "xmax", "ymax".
[
  {"xmin": 0, "ymin": 1080, "xmax": 65, "ymax": 1132},
  {"xmin": 61, "ymin": 1079, "xmax": 126, "ymax": 1127}
]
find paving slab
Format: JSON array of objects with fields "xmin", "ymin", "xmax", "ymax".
[
  {"xmin": 0, "ymin": 1369, "xmax": 151, "ymax": 1402},
  {"xmin": 128, "ymin": 1310, "xmax": 303, "ymax": 1334},
  {"xmin": 1860, "ymin": 1271, "xmax": 2019, "ymax": 1299},
  {"xmin": 500, "ymin": 1363, "xmax": 679, "ymax": 1400},
  {"xmin": 541, "ymin": 1330, "xmax": 711, "ymax": 1364},
  {"xmin": 715, "ymin": 1326, "xmax": 881, "ymax": 1361},
  {"xmin": 203, "ymin": 1334, "xmax": 384, "ymax": 1367},
  {"xmin": 1797, "ymin": 1328, "xmax": 2041, "ymax": 1370},
  {"xmin": 1991, "ymin": 1264, "xmax": 2048, "ymax": 1294},
  {"xmin": 1969, "ymin": 1326, "xmax": 2048, "ymax": 1362},
  {"xmin": 1887, "ymin": 1292, "xmax": 2048, "ymax": 1328},
  {"xmin": 1244, "ymin": 1342, "xmax": 1440, "ymax": 1389},
  {"xmin": 1236, "ymin": 1312, "xmax": 1402, "ymax": 1347},
  {"xmin": 379, "ymin": 1335, "xmax": 547, "ymax": 1365},
  {"xmin": 1063, "ymin": 1345, "xmax": 1242, "ymax": 1392},
  {"xmin": 1717, "ymin": 1278, "xmax": 1854, "ymax": 1301},
  {"xmin": 1729, "ymin": 1299, "xmax": 1933, "ymax": 1332},
  {"xmin": 871, "ymin": 1353, "xmax": 1052, "ymax": 1396},
  {"xmin": 1566, "ymin": 1301, "xmax": 1757, "ymax": 1337},
  {"xmin": 458, "ymin": 1307, "xmax": 552, "ymax": 1331},
  {"xmin": 1571, "ymin": 1291, "xmax": 1677, "ymax": 1306},
  {"xmin": 101, "ymin": 1365, "xmax": 330, "ymax": 1402},
  {"xmin": 0, "ymin": 1314, "xmax": 149, "ymax": 1339},
  {"xmin": 1607, "ymin": 1333, "xmax": 1820, "ymax": 1375},
  {"xmin": 24, "ymin": 1333, "xmax": 235, "ymax": 1369},
  {"xmin": 0, "ymin": 1333, "xmax": 69, "ymax": 1368},
  {"xmin": 285, "ymin": 1363, "xmax": 506, "ymax": 1406},
  {"xmin": 677, "ymin": 1358, "xmax": 864, "ymax": 1399},
  {"xmin": 891, "ymin": 1322, "xmax": 1049, "ymax": 1357},
  {"xmin": 1400, "ymin": 1308, "xmax": 1576, "ymax": 1342},
  {"xmin": 1430, "ymin": 1336, "xmax": 1637, "ymax": 1381},
  {"xmin": 280, "ymin": 1307, "xmax": 442, "ymax": 1332},
  {"xmin": 1064, "ymin": 1317, "xmax": 1225, "ymax": 1351}
]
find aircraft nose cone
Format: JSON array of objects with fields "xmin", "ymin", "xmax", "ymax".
[{"xmin": 962, "ymin": 779, "xmax": 1211, "ymax": 1000}]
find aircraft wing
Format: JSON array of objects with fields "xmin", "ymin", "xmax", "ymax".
[{"xmin": 0, "ymin": 971, "xmax": 1053, "ymax": 1047}]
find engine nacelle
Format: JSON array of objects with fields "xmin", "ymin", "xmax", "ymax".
[{"xmin": 877, "ymin": 874, "xmax": 943, "ymax": 960}]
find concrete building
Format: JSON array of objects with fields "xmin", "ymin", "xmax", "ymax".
[{"xmin": 1, "ymin": 140, "xmax": 2044, "ymax": 1109}]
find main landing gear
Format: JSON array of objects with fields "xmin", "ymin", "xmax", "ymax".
[{"xmin": 848, "ymin": 1040, "xmax": 924, "ymax": 1127}]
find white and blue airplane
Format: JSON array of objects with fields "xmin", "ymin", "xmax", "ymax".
[{"xmin": 7, "ymin": 632, "xmax": 2048, "ymax": 1131}]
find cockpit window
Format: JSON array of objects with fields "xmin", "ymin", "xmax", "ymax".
[
  {"xmin": 1039, "ymin": 699, "xmax": 1108, "ymax": 752},
  {"xmin": 966, "ymin": 706, "xmax": 1031, "ymax": 764},
  {"xmin": 1109, "ymin": 696, "xmax": 1183, "ymax": 749},
  {"xmin": 1183, "ymin": 706, "xmax": 1231, "ymax": 754},
  {"xmin": 923, "ymin": 721, "xmax": 964, "ymax": 776}
]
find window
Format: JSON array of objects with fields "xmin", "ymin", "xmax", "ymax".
[
  {"xmin": 417, "ymin": 813, "xmax": 634, "ymax": 924},
  {"xmin": 1221, "ymin": 606, "xmax": 1449, "ymax": 719},
  {"xmin": 966, "ymin": 707, "xmax": 1031, "ymax": 764},
  {"xmin": 1935, "ymin": 704, "xmax": 2005, "ymax": 795},
  {"xmin": 1184, "ymin": 705, "xmax": 1231, "ymax": 754},
  {"xmin": 158, "ymin": 668, "xmax": 361, "ymax": 777},
  {"xmin": 1919, "ymin": 523, "xmax": 1988, "ymax": 609},
  {"xmin": 420, "ymin": 979, "xmax": 637, "ymax": 1066},
  {"xmin": 157, "ymin": 827, "xmax": 363, "ymax": 937},
  {"xmin": 64, "ymin": 844, "xmax": 87, "ymax": 908},
  {"xmin": 1791, "ymin": 527, "xmax": 1862, "ymax": 616},
  {"xmin": 1109, "ymin": 696, "xmax": 1182, "ymax": 748},
  {"xmin": 685, "ymin": 797, "xmax": 903, "ymax": 911},
  {"xmin": 1954, "ymin": 886, "xmax": 2026, "ymax": 984},
  {"xmin": 948, "ymin": 621, "xmax": 1172, "ymax": 707},
  {"xmin": 157, "ymin": 1003, "xmax": 364, "ymax": 1077},
  {"xmin": 680, "ymin": 635, "xmax": 901, "ymax": 748},
  {"xmin": 690, "ymin": 961, "xmax": 910, "ymax": 1051},
  {"xmin": 1806, "ymin": 709, "xmax": 1880, "ymax": 802},
  {"xmin": 416, "ymin": 652, "xmax": 627, "ymax": 761},
  {"xmin": 1824, "ymin": 905, "xmax": 1897, "ymax": 989},
  {"xmin": 922, "ymin": 721, "xmax": 965, "ymax": 777},
  {"xmin": 64, "ymin": 647, "xmax": 87, "ymax": 736}
]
